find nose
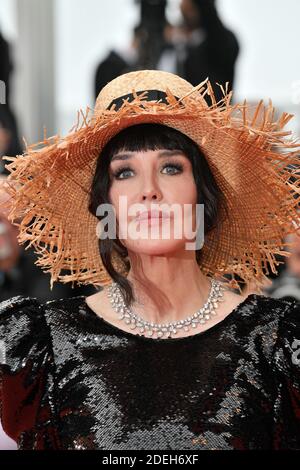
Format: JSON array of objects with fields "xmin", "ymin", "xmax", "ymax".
[
  {"xmin": 138, "ymin": 161, "xmax": 163, "ymax": 203},
  {"xmin": 141, "ymin": 180, "xmax": 163, "ymax": 202},
  {"xmin": 142, "ymin": 188, "xmax": 161, "ymax": 202}
]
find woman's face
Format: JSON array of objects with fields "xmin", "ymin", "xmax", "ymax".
[{"xmin": 108, "ymin": 148, "xmax": 198, "ymax": 256}]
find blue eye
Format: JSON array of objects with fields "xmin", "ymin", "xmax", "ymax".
[
  {"xmin": 112, "ymin": 167, "xmax": 134, "ymax": 180},
  {"xmin": 161, "ymin": 163, "xmax": 183, "ymax": 175},
  {"xmin": 112, "ymin": 162, "xmax": 183, "ymax": 180}
]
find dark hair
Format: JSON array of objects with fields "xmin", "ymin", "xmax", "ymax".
[{"xmin": 89, "ymin": 123, "xmax": 228, "ymax": 307}]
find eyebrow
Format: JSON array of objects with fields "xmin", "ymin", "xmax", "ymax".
[{"xmin": 110, "ymin": 149, "xmax": 186, "ymax": 162}]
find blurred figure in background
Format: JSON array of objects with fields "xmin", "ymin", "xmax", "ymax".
[
  {"xmin": 95, "ymin": 0, "xmax": 239, "ymax": 103},
  {"xmin": 94, "ymin": 23, "xmax": 143, "ymax": 100},
  {"xmin": 0, "ymin": 179, "xmax": 20, "ymax": 283},
  {"xmin": 174, "ymin": 0, "xmax": 239, "ymax": 101},
  {"xmin": 263, "ymin": 231, "xmax": 300, "ymax": 302},
  {"xmin": 0, "ymin": 28, "xmax": 22, "ymax": 171},
  {"xmin": 95, "ymin": 0, "xmax": 172, "ymax": 98},
  {"xmin": 0, "ymin": 175, "xmax": 97, "ymax": 302},
  {"xmin": 0, "ymin": 21, "xmax": 100, "ymax": 306},
  {"xmin": 0, "ymin": 28, "xmax": 96, "ymax": 302}
]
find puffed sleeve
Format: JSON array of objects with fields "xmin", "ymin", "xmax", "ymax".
[
  {"xmin": 0, "ymin": 295, "xmax": 60, "ymax": 449},
  {"xmin": 271, "ymin": 299, "xmax": 300, "ymax": 449}
]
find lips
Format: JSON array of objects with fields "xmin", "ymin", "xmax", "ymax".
[{"xmin": 135, "ymin": 209, "xmax": 170, "ymax": 222}]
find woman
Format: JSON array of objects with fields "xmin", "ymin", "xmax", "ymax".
[{"xmin": 0, "ymin": 70, "xmax": 300, "ymax": 450}]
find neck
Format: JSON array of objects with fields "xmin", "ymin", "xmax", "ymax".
[{"xmin": 126, "ymin": 251, "xmax": 212, "ymax": 324}]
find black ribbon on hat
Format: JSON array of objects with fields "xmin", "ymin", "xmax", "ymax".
[{"xmin": 107, "ymin": 89, "xmax": 179, "ymax": 111}]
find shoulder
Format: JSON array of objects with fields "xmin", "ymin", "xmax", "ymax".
[
  {"xmin": 0, "ymin": 294, "xmax": 84, "ymax": 328},
  {"xmin": 250, "ymin": 293, "xmax": 299, "ymax": 339},
  {"xmin": 234, "ymin": 292, "xmax": 299, "ymax": 336},
  {"xmin": 217, "ymin": 289, "xmax": 293, "ymax": 331},
  {"xmin": 0, "ymin": 295, "xmax": 46, "ymax": 342},
  {"xmin": 38, "ymin": 296, "xmax": 96, "ymax": 340},
  {"xmin": 0, "ymin": 294, "xmax": 42, "ymax": 316},
  {"xmin": 0, "ymin": 294, "xmax": 88, "ymax": 329},
  {"xmin": 41, "ymin": 295, "xmax": 87, "ymax": 322},
  {"xmin": 0, "ymin": 294, "xmax": 86, "ymax": 352},
  {"xmin": 41, "ymin": 294, "xmax": 108, "ymax": 352},
  {"xmin": 0, "ymin": 295, "xmax": 50, "ymax": 371},
  {"xmin": 224, "ymin": 292, "xmax": 297, "ymax": 360},
  {"xmin": 0, "ymin": 294, "xmax": 88, "ymax": 376},
  {"xmin": 232, "ymin": 292, "xmax": 294, "ymax": 323}
]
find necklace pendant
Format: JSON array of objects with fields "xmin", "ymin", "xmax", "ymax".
[
  {"xmin": 108, "ymin": 278, "xmax": 226, "ymax": 340},
  {"xmin": 160, "ymin": 326, "xmax": 169, "ymax": 333}
]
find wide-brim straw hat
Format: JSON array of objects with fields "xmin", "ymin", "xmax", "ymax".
[{"xmin": 1, "ymin": 69, "xmax": 300, "ymax": 294}]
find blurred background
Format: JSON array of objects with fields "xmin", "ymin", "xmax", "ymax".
[{"xmin": 0, "ymin": 0, "xmax": 300, "ymax": 448}]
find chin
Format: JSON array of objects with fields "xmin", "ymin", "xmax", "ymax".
[{"xmin": 125, "ymin": 239, "xmax": 188, "ymax": 256}]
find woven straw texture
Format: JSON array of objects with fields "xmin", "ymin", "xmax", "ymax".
[{"xmin": 1, "ymin": 69, "xmax": 300, "ymax": 294}]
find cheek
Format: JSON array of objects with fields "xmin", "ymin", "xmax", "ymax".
[
  {"xmin": 166, "ymin": 174, "xmax": 197, "ymax": 205},
  {"xmin": 108, "ymin": 184, "xmax": 126, "ymax": 213},
  {"xmin": 109, "ymin": 178, "xmax": 136, "ymax": 204},
  {"xmin": 108, "ymin": 183, "xmax": 135, "ymax": 229},
  {"xmin": 186, "ymin": 180, "xmax": 197, "ymax": 204},
  {"xmin": 108, "ymin": 185, "xmax": 116, "ymax": 207},
  {"xmin": 107, "ymin": 186, "xmax": 119, "ymax": 231}
]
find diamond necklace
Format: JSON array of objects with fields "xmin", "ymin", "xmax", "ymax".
[{"xmin": 107, "ymin": 277, "xmax": 226, "ymax": 338}]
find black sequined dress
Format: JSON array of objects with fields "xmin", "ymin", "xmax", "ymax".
[{"xmin": 0, "ymin": 293, "xmax": 299, "ymax": 450}]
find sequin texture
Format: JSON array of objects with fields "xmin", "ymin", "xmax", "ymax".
[{"xmin": 0, "ymin": 293, "xmax": 299, "ymax": 450}]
